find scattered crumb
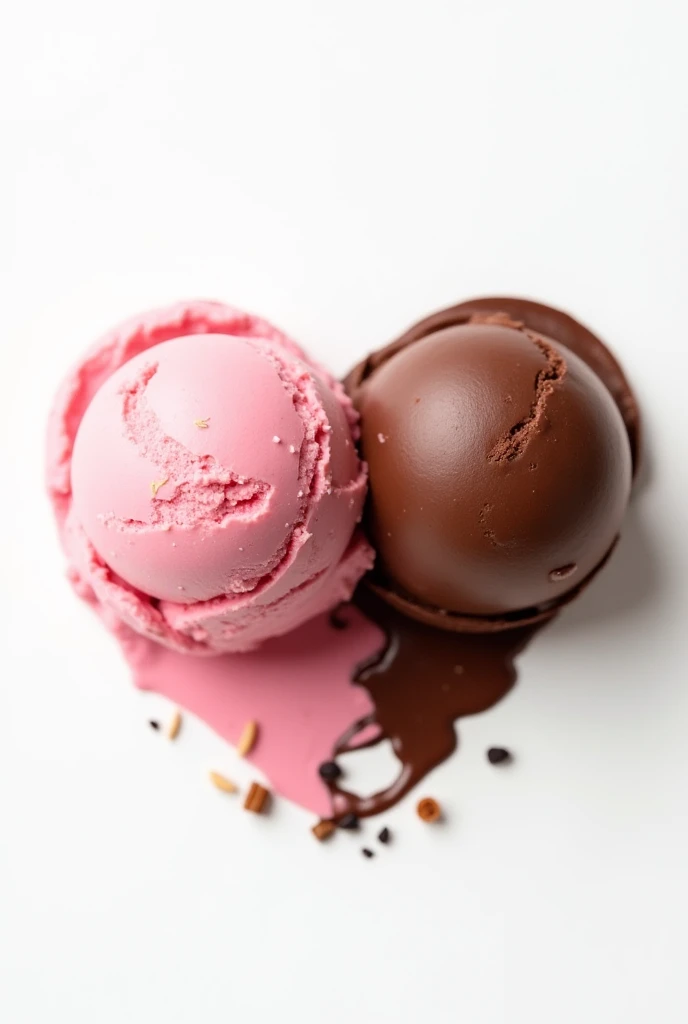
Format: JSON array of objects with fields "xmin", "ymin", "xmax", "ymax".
[
  {"xmin": 312, "ymin": 820, "xmax": 336, "ymax": 842},
  {"xmin": 167, "ymin": 709, "xmax": 182, "ymax": 740},
  {"xmin": 244, "ymin": 781, "xmax": 271, "ymax": 814},
  {"xmin": 194, "ymin": 418, "xmax": 210, "ymax": 429},
  {"xmin": 148, "ymin": 720, "xmax": 160, "ymax": 731},
  {"xmin": 377, "ymin": 433, "xmax": 388, "ymax": 444},
  {"xmin": 209, "ymin": 771, "xmax": 238, "ymax": 793},
  {"xmin": 297, "ymin": 490, "xmax": 304, "ymax": 498},
  {"xmin": 416, "ymin": 797, "xmax": 442, "ymax": 823},
  {"xmin": 272, "ymin": 435, "xmax": 281, "ymax": 443},
  {"xmin": 362, "ymin": 848, "xmax": 375, "ymax": 859},
  {"xmin": 150, "ymin": 478, "xmax": 169, "ymax": 497},
  {"xmin": 338, "ymin": 812, "xmax": 359, "ymax": 830},
  {"xmin": 289, "ymin": 444, "xmax": 296, "ymax": 454},
  {"xmin": 237, "ymin": 720, "xmax": 258, "ymax": 757},
  {"xmin": 487, "ymin": 747, "xmax": 512, "ymax": 765},
  {"xmin": 378, "ymin": 827, "xmax": 391, "ymax": 845},
  {"xmin": 318, "ymin": 760, "xmax": 343, "ymax": 781}
]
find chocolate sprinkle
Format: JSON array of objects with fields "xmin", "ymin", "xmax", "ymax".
[
  {"xmin": 338, "ymin": 812, "xmax": 360, "ymax": 830},
  {"xmin": 318, "ymin": 760, "xmax": 343, "ymax": 781},
  {"xmin": 362, "ymin": 848, "xmax": 375, "ymax": 858},
  {"xmin": 377, "ymin": 827, "xmax": 391, "ymax": 844},
  {"xmin": 487, "ymin": 746, "xmax": 512, "ymax": 765},
  {"xmin": 148, "ymin": 720, "xmax": 160, "ymax": 731}
]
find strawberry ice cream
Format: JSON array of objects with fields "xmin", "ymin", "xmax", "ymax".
[{"xmin": 48, "ymin": 301, "xmax": 372, "ymax": 653}]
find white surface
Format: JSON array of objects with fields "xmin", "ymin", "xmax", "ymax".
[{"xmin": 1, "ymin": 2, "xmax": 687, "ymax": 1022}]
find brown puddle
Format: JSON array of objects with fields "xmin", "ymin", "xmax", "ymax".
[{"xmin": 325, "ymin": 588, "xmax": 546, "ymax": 820}]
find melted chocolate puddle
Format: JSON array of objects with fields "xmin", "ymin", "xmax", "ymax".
[{"xmin": 326, "ymin": 589, "xmax": 545, "ymax": 820}]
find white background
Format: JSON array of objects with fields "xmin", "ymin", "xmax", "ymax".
[{"xmin": 1, "ymin": 2, "xmax": 687, "ymax": 1022}]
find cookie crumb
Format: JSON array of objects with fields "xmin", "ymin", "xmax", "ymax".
[
  {"xmin": 416, "ymin": 797, "xmax": 442, "ymax": 823},
  {"xmin": 237, "ymin": 720, "xmax": 258, "ymax": 757},
  {"xmin": 150, "ymin": 478, "xmax": 168, "ymax": 497},
  {"xmin": 244, "ymin": 781, "xmax": 271, "ymax": 814},
  {"xmin": 167, "ymin": 709, "xmax": 182, "ymax": 740},
  {"xmin": 209, "ymin": 771, "xmax": 238, "ymax": 794},
  {"xmin": 312, "ymin": 820, "xmax": 336, "ymax": 842}
]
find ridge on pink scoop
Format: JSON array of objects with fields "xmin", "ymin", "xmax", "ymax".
[
  {"xmin": 48, "ymin": 301, "xmax": 373, "ymax": 653},
  {"xmin": 124, "ymin": 608, "xmax": 383, "ymax": 818}
]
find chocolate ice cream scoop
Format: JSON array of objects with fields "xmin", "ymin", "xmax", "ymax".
[{"xmin": 346, "ymin": 298, "xmax": 637, "ymax": 631}]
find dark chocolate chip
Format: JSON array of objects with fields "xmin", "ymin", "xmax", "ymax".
[
  {"xmin": 362, "ymin": 848, "xmax": 375, "ymax": 858},
  {"xmin": 377, "ymin": 827, "xmax": 391, "ymax": 845},
  {"xmin": 338, "ymin": 812, "xmax": 359, "ymax": 830},
  {"xmin": 148, "ymin": 720, "xmax": 160, "ymax": 731},
  {"xmin": 318, "ymin": 761, "xmax": 343, "ymax": 781},
  {"xmin": 487, "ymin": 747, "xmax": 512, "ymax": 765},
  {"xmin": 329, "ymin": 608, "xmax": 349, "ymax": 630}
]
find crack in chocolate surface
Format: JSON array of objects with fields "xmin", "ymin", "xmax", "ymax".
[{"xmin": 482, "ymin": 318, "xmax": 567, "ymax": 464}]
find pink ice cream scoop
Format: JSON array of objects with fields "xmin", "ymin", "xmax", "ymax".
[{"xmin": 48, "ymin": 301, "xmax": 373, "ymax": 653}]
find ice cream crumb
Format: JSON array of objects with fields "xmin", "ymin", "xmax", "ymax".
[
  {"xmin": 150, "ymin": 477, "xmax": 169, "ymax": 497},
  {"xmin": 377, "ymin": 433, "xmax": 388, "ymax": 444},
  {"xmin": 297, "ymin": 490, "xmax": 304, "ymax": 498},
  {"xmin": 194, "ymin": 418, "xmax": 210, "ymax": 428},
  {"xmin": 289, "ymin": 444, "xmax": 296, "ymax": 454},
  {"xmin": 273, "ymin": 435, "xmax": 281, "ymax": 443}
]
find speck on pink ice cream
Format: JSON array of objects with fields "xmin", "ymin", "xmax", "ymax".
[{"xmin": 48, "ymin": 301, "xmax": 373, "ymax": 653}]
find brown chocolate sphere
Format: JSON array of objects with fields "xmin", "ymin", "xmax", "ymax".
[{"xmin": 347, "ymin": 303, "xmax": 635, "ymax": 630}]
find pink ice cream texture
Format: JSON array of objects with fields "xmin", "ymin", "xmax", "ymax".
[{"xmin": 48, "ymin": 302, "xmax": 373, "ymax": 653}]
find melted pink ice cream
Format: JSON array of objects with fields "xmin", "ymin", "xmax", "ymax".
[
  {"xmin": 48, "ymin": 302, "xmax": 373, "ymax": 652},
  {"xmin": 123, "ymin": 608, "xmax": 382, "ymax": 817}
]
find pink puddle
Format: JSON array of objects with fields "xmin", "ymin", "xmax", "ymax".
[{"xmin": 120, "ymin": 608, "xmax": 383, "ymax": 818}]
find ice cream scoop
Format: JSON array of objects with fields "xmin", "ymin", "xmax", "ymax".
[
  {"xmin": 346, "ymin": 298, "xmax": 637, "ymax": 631},
  {"xmin": 48, "ymin": 301, "xmax": 372, "ymax": 652}
]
